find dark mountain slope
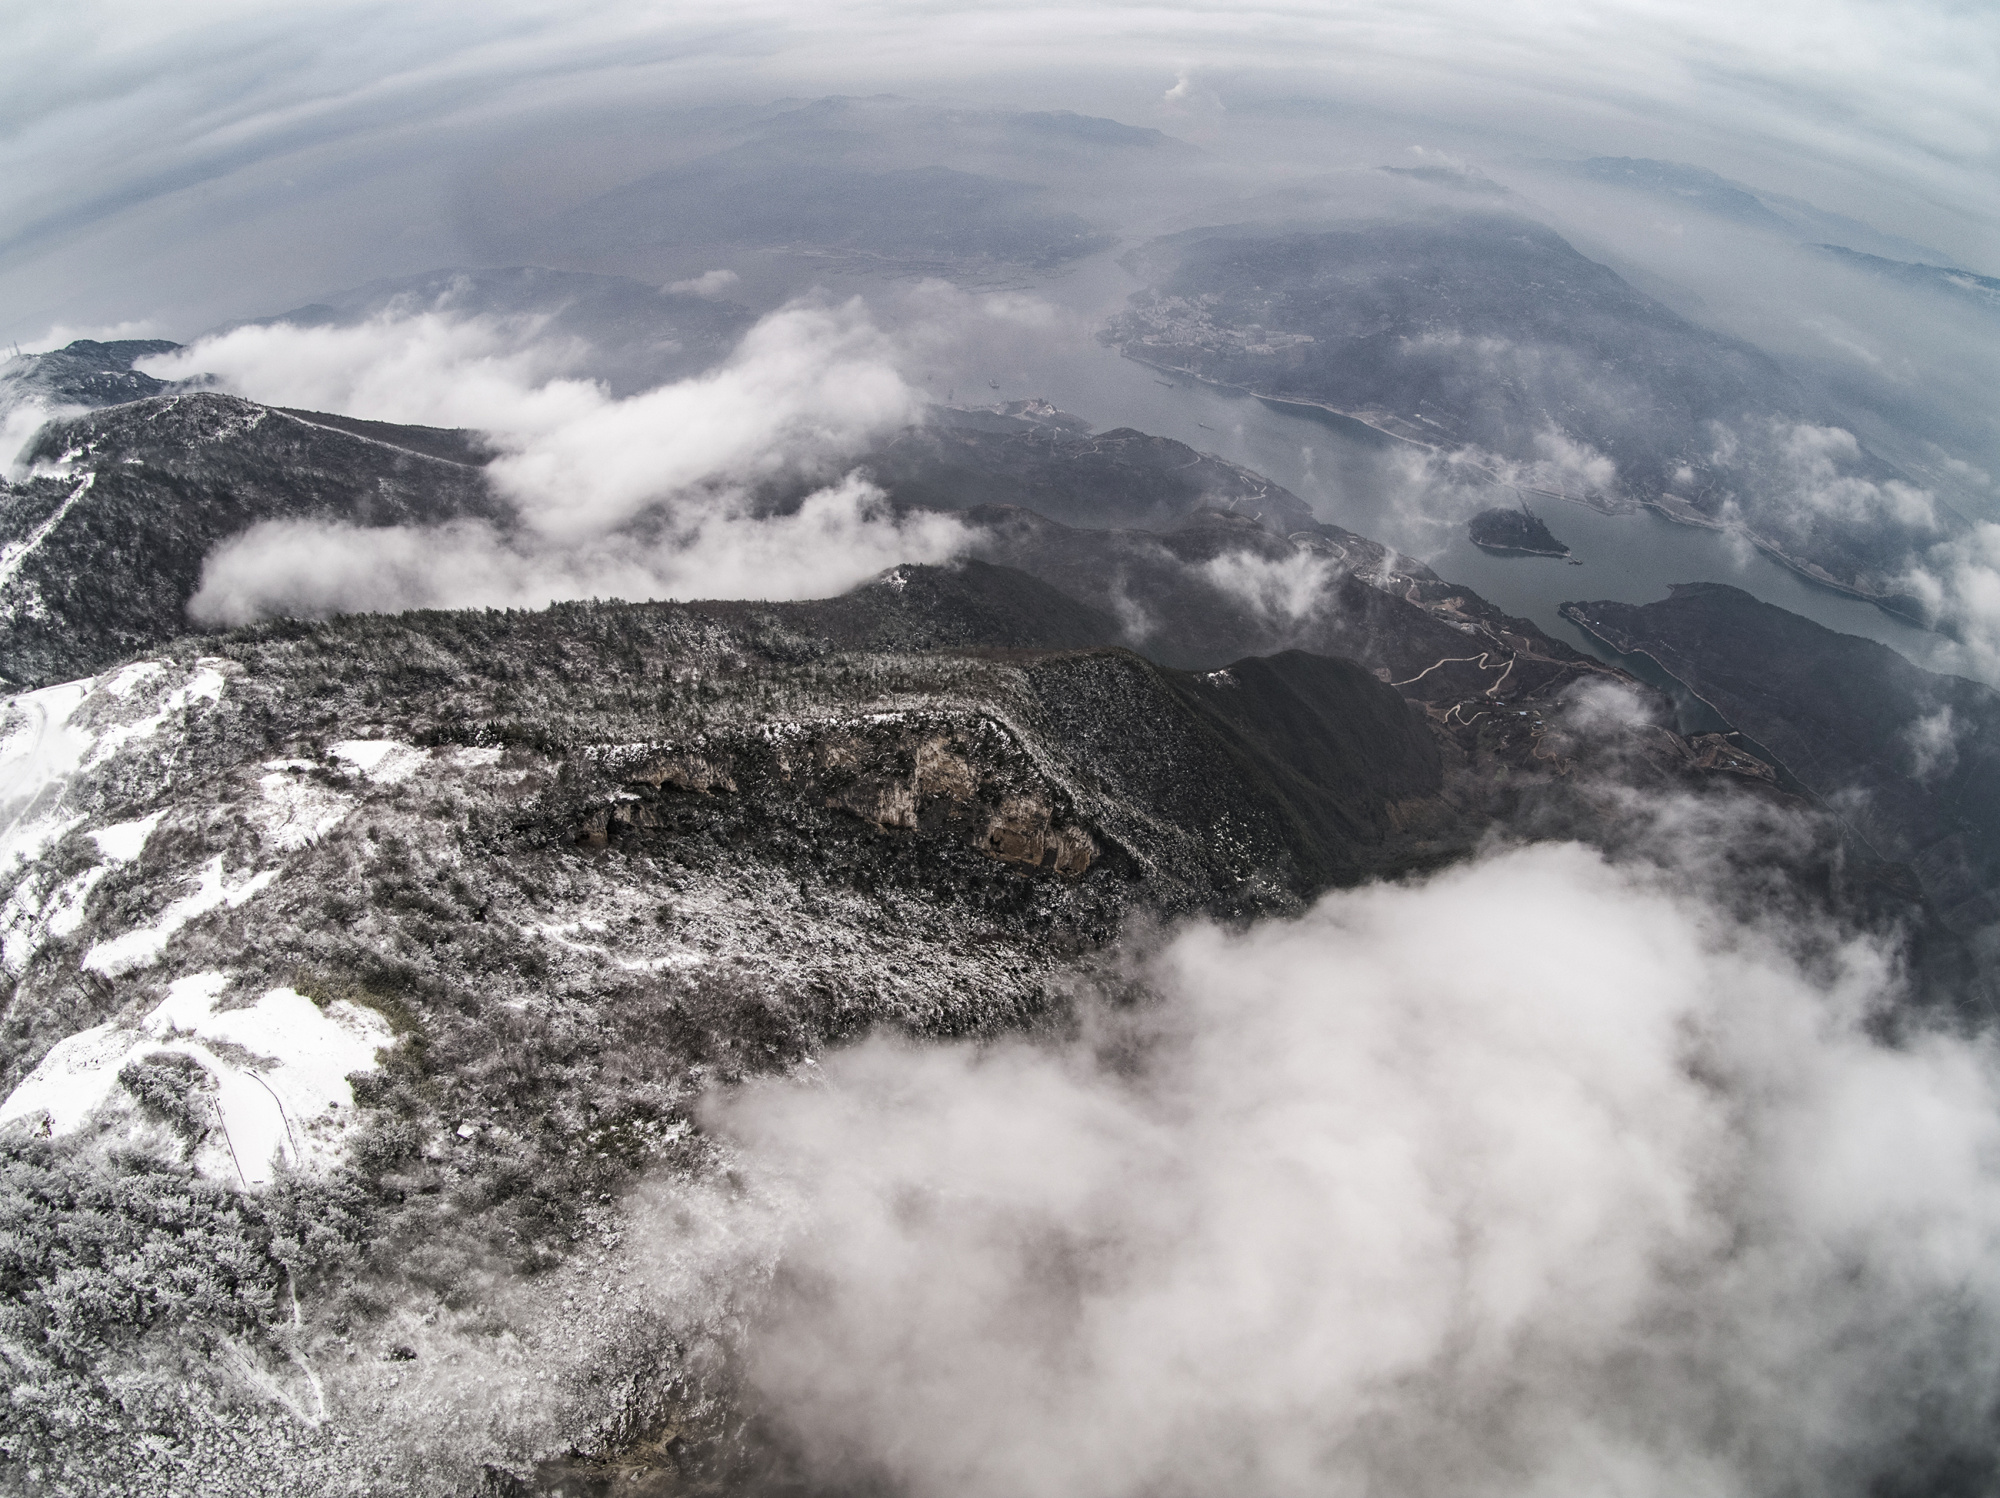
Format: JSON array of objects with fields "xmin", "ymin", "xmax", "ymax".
[
  {"xmin": 859, "ymin": 400, "xmax": 1318, "ymax": 531},
  {"xmin": 1563, "ymin": 583, "xmax": 2000, "ymax": 934},
  {"xmin": 1812, "ymin": 244, "xmax": 2000, "ymax": 316},
  {"xmin": 178, "ymin": 558, "xmax": 1779, "ymax": 904},
  {"xmin": 270, "ymin": 407, "xmax": 498, "ymax": 467},
  {"xmin": 0, "ymin": 394, "xmax": 504, "ymax": 689},
  {"xmin": 185, "ymin": 560, "xmax": 1448, "ymax": 902},
  {"xmin": 690, "ymin": 556, "xmax": 1122, "ymax": 654},
  {"xmin": 1026, "ymin": 647, "xmax": 1445, "ymax": 891},
  {"xmin": 0, "ymin": 338, "xmax": 181, "ymax": 412},
  {"xmin": 1177, "ymin": 648, "xmax": 1444, "ymax": 818}
]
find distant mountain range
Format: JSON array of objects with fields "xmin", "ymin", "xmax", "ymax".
[
  {"xmin": 0, "ymin": 337, "xmax": 182, "ymax": 413},
  {"xmin": 519, "ymin": 97, "xmax": 1191, "ymax": 277},
  {"xmin": 1811, "ymin": 243, "xmax": 2000, "ymax": 315},
  {"xmin": 1533, "ymin": 156, "xmax": 1967, "ymax": 268}
]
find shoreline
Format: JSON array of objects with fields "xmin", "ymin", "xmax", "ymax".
[
  {"xmin": 1474, "ymin": 541, "xmax": 1579, "ymax": 563},
  {"xmin": 1556, "ymin": 602, "xmax": 1808, "ymax": 798},
  {"xmin": 1112, "ymin": 348, "xmax": 1930, "ymax": 632}
]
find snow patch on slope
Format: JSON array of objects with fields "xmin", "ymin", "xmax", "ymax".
[
  {"xmin": 81, "ymin": 854, "xmax": 276, "ymax": 977},
  {"xmin": 0, "ymin": 659, "xmax": 229, "ymax": 870},
  {"xmin": 84, "ymin": 662, "xmax": 226, "ymax": 768},
  {"xmin": 253, "ymin": 767, "xmax": 353, "ymax": 851},
  {"xmin": 0, "ymin": 970, "xmax": 393, "ymax": 1186},
  {"xmin": 88, "ymin": 810, "xmax": 163, "ymax": 863},
  {"xmin": 1, "ymin": 866, "xmax": 104, "ymax": 973},
  {"xmin": 332, "ymin": 738, "xmax": 430, "ymax": 785},
  {"xmin": 1, "ymin": 810, "xmax": 164, "ymax": 973},
  {"xmin": 0, "ymin": 675, "xmax": 98, "ymax": 868}
]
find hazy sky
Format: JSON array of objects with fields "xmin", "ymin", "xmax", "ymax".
[{"xmin": 4, "ymin": 0, "xmax": 1995, "ymax": 340}]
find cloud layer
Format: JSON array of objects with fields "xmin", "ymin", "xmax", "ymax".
[
  {"xmin": 706, "ymin": 841, "xmax": 2000, "ymax": 1497},
  {"xmin": 141, "ymin": 296, "xmax": 970, "ymax": 620},
  {"xmin": 189, "ymin": 475, "xmax": 969, "ymax": 620},
  {"xmin": 1902, "ymin": 521, "xmax": 2000, "ymax": 681}
]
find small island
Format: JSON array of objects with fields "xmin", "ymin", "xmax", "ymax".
[{"xmin": 1469, "ymin": 505, "xmax": 1573, "ymax": 560}]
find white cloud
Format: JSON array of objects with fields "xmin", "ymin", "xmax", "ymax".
[
  {"xmin": 1525, "ymin": 425, "xmax": 1618, "ymax": 495},
  {"xmin": 146, "ymin": 296, "xmax": 963, "ymax": 618},
  {"xmin": 188, "ymin": 473, "xmax": 971, "ymax": 623},
  {"xmin": 487, "ymin": 299, "xmax": 921, "ymax": 540},
  {"xmin": 707, "ymin": 840, "xmax": 2000, "ymax": 1497},
  {"xmin": 1900, "ymin": 704, "xmax": 1959, "ymax": 781},
  {"xmin": 1900, "ymin": 520, "xmax": 2000, "ymax": 680},
  {"xmin": 1561, "ymin": 673, "xmax": 1654, "ymax": 733},
  {"xmin": 140, "ymin": 308, "xmax": 595, "ymax": 430},
  {"xmin": 1362, "ymin": 434, "xmax": 1607, "ymax": 559},
  {"xmin": 1160, "ymin": 64, "xmax": 1224, "ymax": 120},
  {"xmin": 0, "ymin": 397, "xmax": 81, "ymax": 475},
  {"xmin": 1198, "ymin": 546, "xmax": 1335, "ymax": 623},
  {"xmin": 14, "ymin": 318, "xmax": 169, "ymax": 354},
  {"xmin": 1731, "ymin": 419, "xmax": 1941, "ymax": 533}
]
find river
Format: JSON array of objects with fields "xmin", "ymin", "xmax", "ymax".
[{"xmin": 878, "ymin": 248, "xmax": 1974, "ymax": 685}]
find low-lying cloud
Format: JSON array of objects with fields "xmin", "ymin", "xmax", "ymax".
[
  {"xmin": 0, "ymin": 397, "xmax": 78, "ymax": 477},
  {"xmin": 144, "ymin": 296, "xmax": 976, "ymax": 620},
  {"xmin": 142, "ymin": 297, "xmax": 921, "ymax": 533},
  {"xmin": 1901, "ymin": 520, "xmax": 2000, "ymax": 681},
  {"xmin": 190, "ymin": 474, "xmax": 970, "ymax": 621},
  {"xmin": 702, "ymin": 840, "xmax": 2000, "ymax": 1497},
  {"xmin": 669, "ymin": 269, "xmax": 741, "ymax": 297},
  {"xmin": 1198, "ymin": 547, "xmax": 1336, "ymax": 624},
  {"xmin": 1715, "ymin": 418, "xmax": 1941, "ymax": 534}
]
